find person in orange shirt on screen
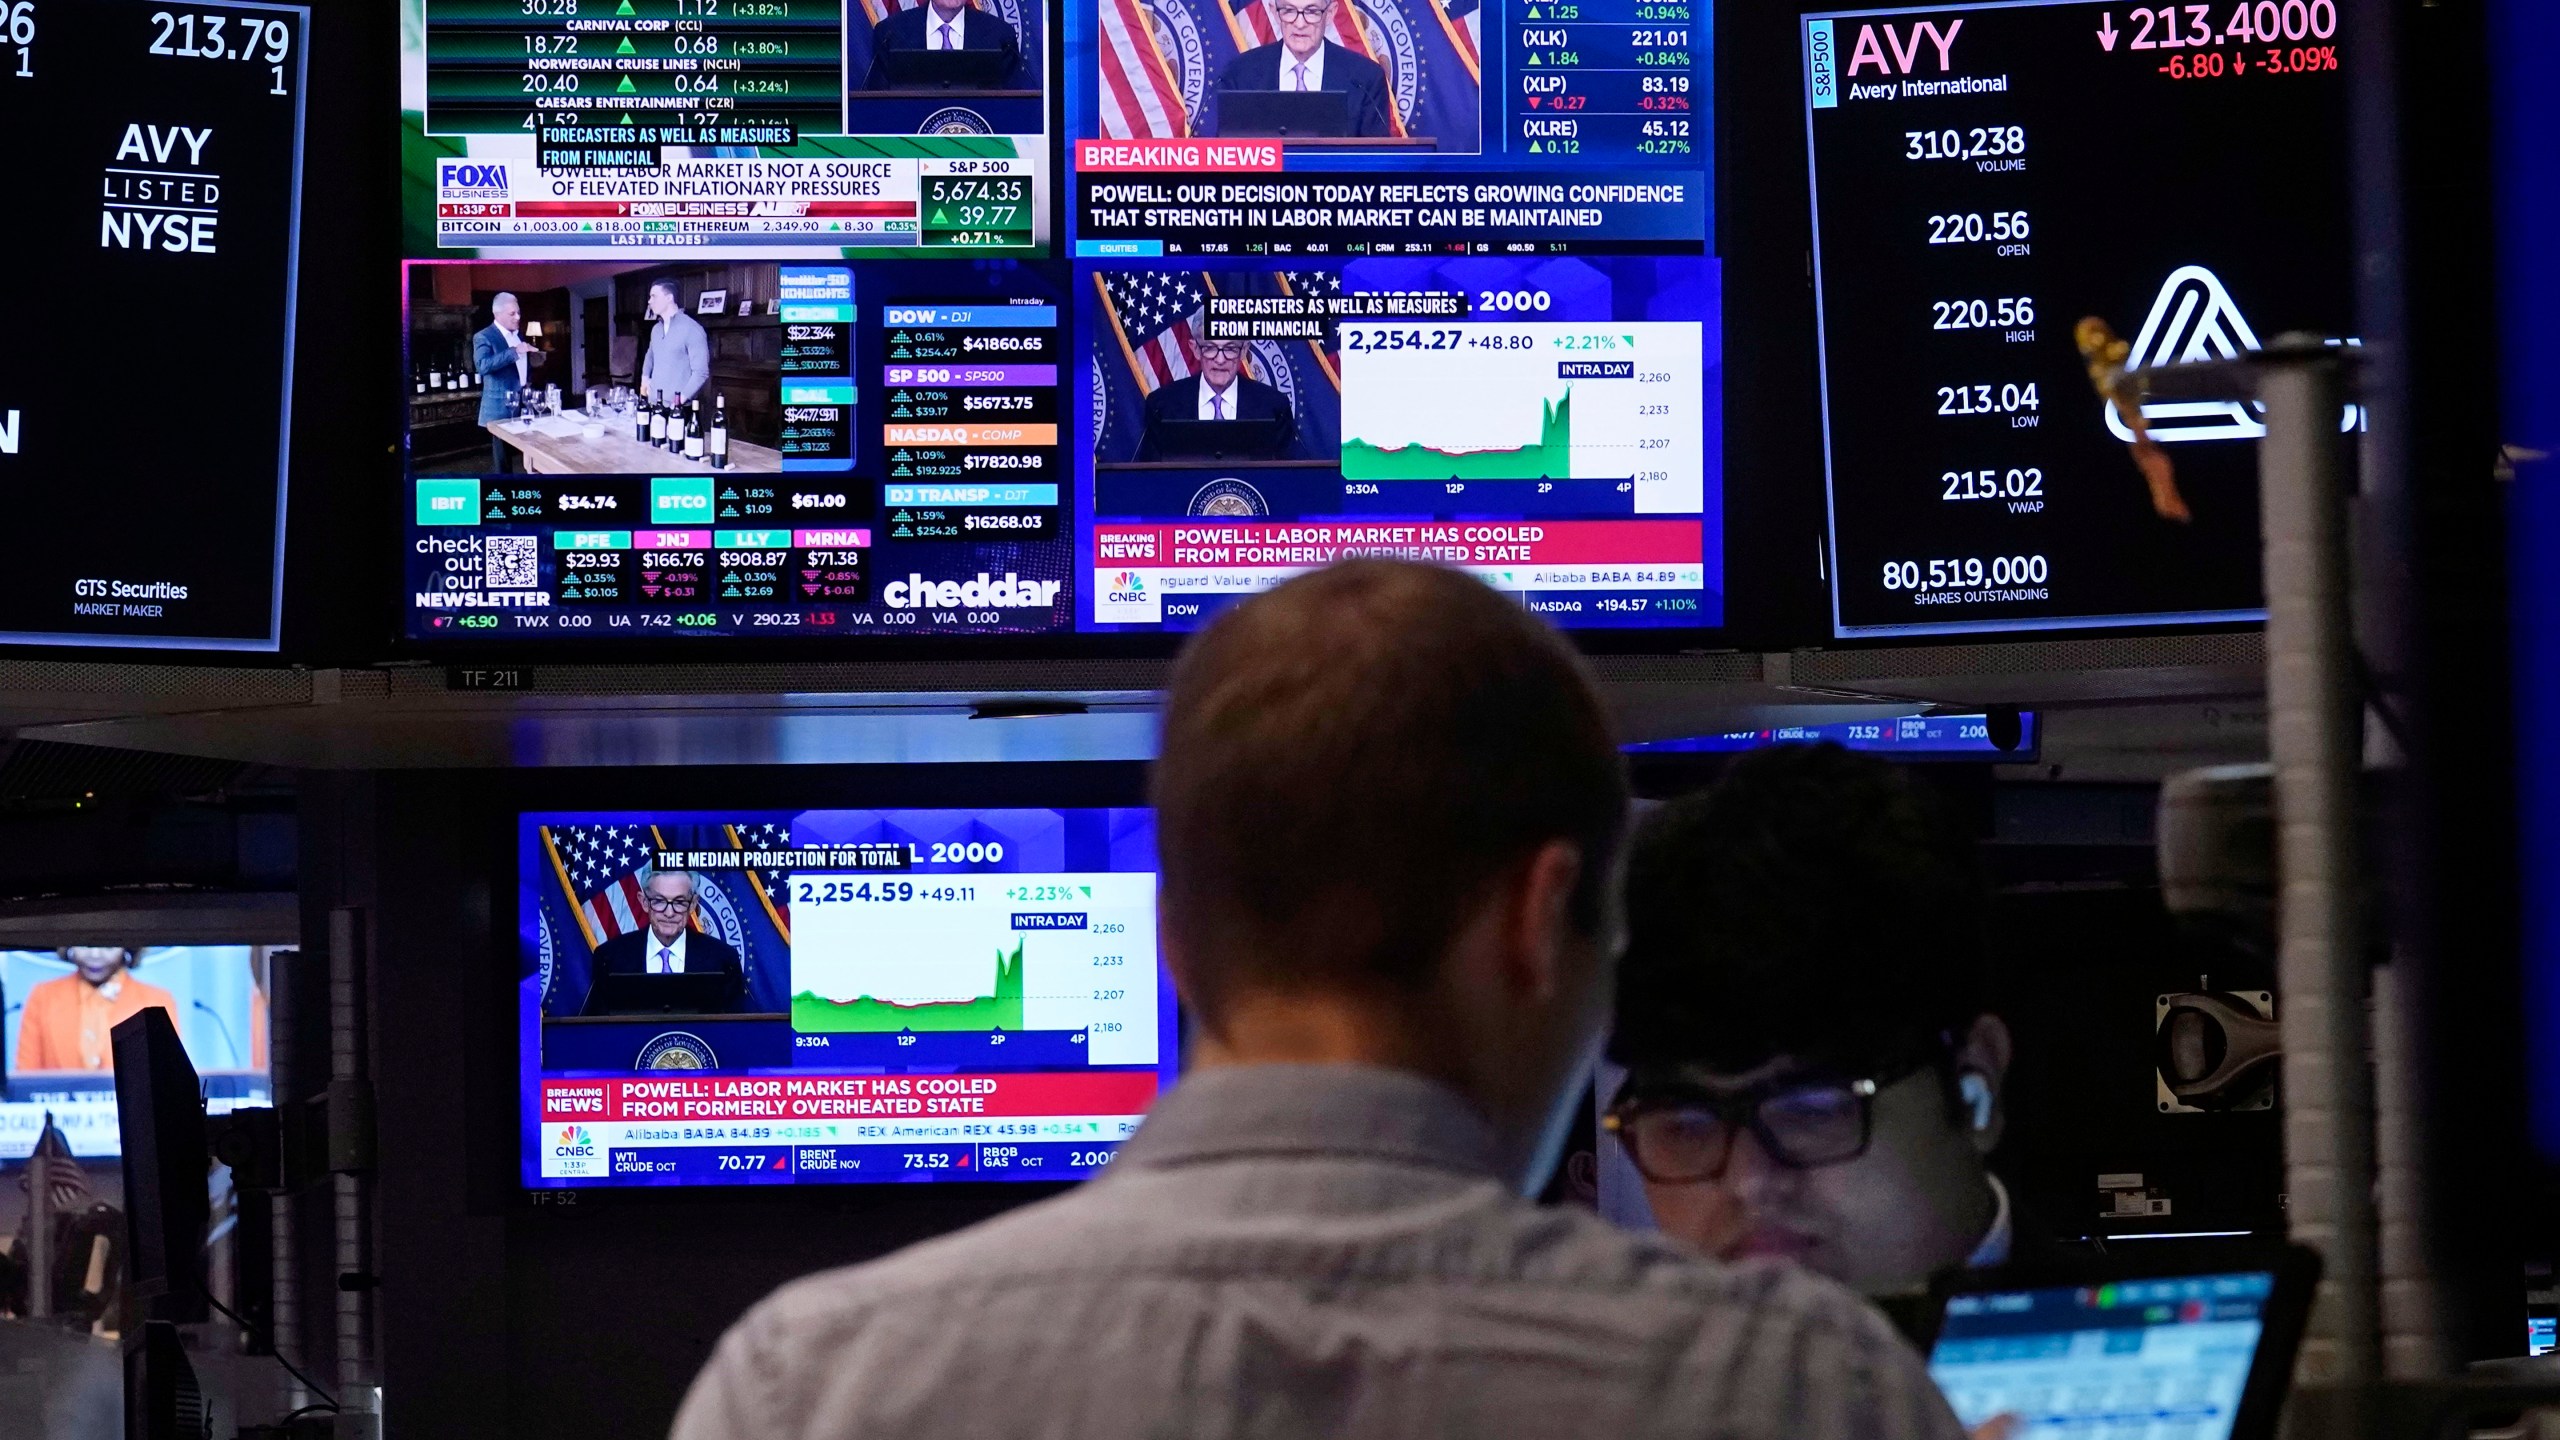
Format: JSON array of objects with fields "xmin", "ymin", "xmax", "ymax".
[{"xmin": 13, "ymin": 947, "xmax": 179, "ymax": 1073}]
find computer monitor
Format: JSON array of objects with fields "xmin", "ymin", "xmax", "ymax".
[
  {"xmin": 1218, "ymin": 90, "xmax": 1354, "ymax": 139},
  {"xmin": 1142, "ymin": 417, "xmax": 1295, "ymax": 463},
  {"xmin": 110, "ymin": 1007, "xmax": 210, "ymax": 1325},
  {"xmin": 1927, "ymin": 1249, "xmax": 2318, "ymax": 1440},
  {"xmin": 521, "ymin": 806, "xmax": 1176, "ymax": 1189},
  {"xmin": 878, "ymin": 46, "xmax": 1016, "ymax": 90},
  {"xmin": 5, "ymin": 946, "xmax": 274, "ymax": 1164}
]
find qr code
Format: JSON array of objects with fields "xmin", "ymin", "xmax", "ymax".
[{"xmin": 486, "ymin": 534, "xmax": 539, "ymax": 590}]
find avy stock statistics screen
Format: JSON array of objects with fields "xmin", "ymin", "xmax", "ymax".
[
  {"xmin": 0, "ymin": 0, "xmax": 306, "ymax": 650},
  {"xmin": 1803, "ymin": 0, "xmax": 2350, "ymax": 638},
  {"xmin": 523, "ymin": 807, "xmax": 1175, "ymax": 1188}
]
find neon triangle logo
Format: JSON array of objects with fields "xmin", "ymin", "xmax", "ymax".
[{"xmin": 2105, "ymin": 265, "xmax": 2364, "ymax": 443}]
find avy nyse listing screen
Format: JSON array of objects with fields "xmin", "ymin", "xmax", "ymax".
[{"xmin": 0, "ymin": 0, "xmax": 307, "ymax": 648}]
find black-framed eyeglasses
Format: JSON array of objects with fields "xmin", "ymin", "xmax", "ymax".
[
  {"xmin": 1603, "ymin": 1052, "xmax": 1938, "ymax": 1183},
  {"xmin": 641, "ymin": 893, "xmax": 696, "ymax": 913}
]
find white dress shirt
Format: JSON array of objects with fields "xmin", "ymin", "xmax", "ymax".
[
  {"xmin": 645, "ymin": 929, "xmax": 689, "ymax": 974},
  {"xmin": 1280, "ymin": 41, "xmax": 1324, "ymax": 92},
  {"xmin": 927, "ymin": 4, "xmax": 966, "ymax": 49},
  {"xmin": 497, "ymin": 324, "xmax": 529, "ymax": 388},
  {"xmin": 1197, "ymin": 377, "xmax": 1243, "ymax": 419}
]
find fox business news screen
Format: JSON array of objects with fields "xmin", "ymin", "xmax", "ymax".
[
  {"xmin": 522, "ymin": 808, "xmax": 1176, "ymax": 1188},
  {"xmin": 1066, "ymin": 0, "xmax": 1708, "ymax": 255},
  {"xmin": 3, "ymin": 947, "xmax": 273, "ymax": 1163},
  {"xmin": 1078, "ymin": 254, "xmax": 1720, "ymax": 629},
  {"xmin": 406, "ymin": 0, "xmax": 1051, "ymax": 255}
]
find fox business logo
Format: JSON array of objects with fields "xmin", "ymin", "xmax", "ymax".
[
  {"xmin": 880, "ymin": 571, "xmax": 1063, "ymax": 610},
  {"xmin": 439, "ymin": 162, "xmax": 510, "ymax": 199}
]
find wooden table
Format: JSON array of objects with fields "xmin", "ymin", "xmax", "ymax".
[{"xmin": 487, "ymin": 415, "xmax": 782, "ymax": 474}]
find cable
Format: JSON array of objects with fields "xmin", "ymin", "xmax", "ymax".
[{"xmin": 202, "ymin": 1289, "xmax": 340, "ymax": 1411}]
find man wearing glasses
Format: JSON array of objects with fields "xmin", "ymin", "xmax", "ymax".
[
  {"xmin": 1607, "ymin": 744, "xmax": 2045, "ymax": 1300},
  {"xmin": 585, "ymin": 869, "xmax": 745, "ymax": 1009},
  {"xmin": 1134, "ymin": 326, "xmax": 1300, "ymax": 460},
  {"xmin": 1212, "ymin": 0, "xmax": 1393, "ymax": 137}
]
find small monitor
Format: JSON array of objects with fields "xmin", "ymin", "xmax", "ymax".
[
  {"xmin": 1145, "ymin": 417, "xmax": 1293, "ymax": 462},
  {"xmin": 1927, "ymin": 1249, "xmax": 2317, "ymax": 1440},
  {"xmin": 878, "ymin": 46, "xmax": 1014, "ymax": 90},
  {"xmin": 1219, "ymin": 90, "xmax": 1354, "ymax": 139},
  {"xmin": 111, "ymin": 1008, "xmax": 210, "ymax": 1325}
]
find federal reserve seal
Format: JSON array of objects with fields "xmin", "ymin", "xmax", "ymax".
[
  {"xmin": 1187, "ymin": 478, "xmax": 1269, "ymax": 517},
  {"xmin": 635, "ymin": 1031, "xmax": 719, "ymax": 1070},
  {"xmin": 919, "ymin": 106, "xmax": 995, "ymax": 137}
]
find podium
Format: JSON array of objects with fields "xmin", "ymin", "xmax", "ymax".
[{"xmin": 541, "ymin": 1013, "xmax": 790, "ymax": 1071}]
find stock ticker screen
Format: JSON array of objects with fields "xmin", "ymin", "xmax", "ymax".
[
  {"xmin": 1068, "ymin": 0, "xmax": 1709, "ymax": 256},
  {"xmin": 1802, "ymin": 0, "xmax": 2350, "ymax": 638},
  {"xmin": 522, "ymin": 808, "xmax": 1176, "ymax": 1188},
  {"xmin": 405, "ymin": 0, "xmax": 1050, "ymax": 254},
  {"xmin": 0, "ymin": 0, "xmax": 306, "ymax": 650}
]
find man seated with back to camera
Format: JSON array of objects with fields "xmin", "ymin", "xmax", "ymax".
[
  {"xmin": 1607, "ymin": 743, "xmax": 2051, "ymax": 1310},
  {"xmin": 673, "ymin": 561, "xmax": 1967, "ymax": 1440}
]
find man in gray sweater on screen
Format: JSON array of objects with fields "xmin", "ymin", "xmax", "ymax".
[{"xmin": 672, "ymin": 559, "xmax": 1969, "ymax": 1440}]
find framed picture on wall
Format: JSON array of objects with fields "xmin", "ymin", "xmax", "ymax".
[{"xmin": 696, "ymin": 288, "xmax": 728, "ymax": 315}]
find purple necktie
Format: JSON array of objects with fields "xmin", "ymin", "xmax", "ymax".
[
  {"xmin": 940, "ymin": 20, "xmax": 954, "ymax": 49},
  {"xmin": 1293, "ymin": 61, "xmax": 1309, "ymax": 92},
  {"xmin": 1212, "ymin": 392, "xmax": 1226, "ymax": 418},
  {"xmin": 657, "ymin": 946, "xmax": 674, "ymax": 974}
]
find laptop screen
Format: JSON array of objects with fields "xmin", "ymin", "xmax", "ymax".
[{"xmin": 1928, "ymin": 1271, "xmax": 2277, "ymax": 1440}]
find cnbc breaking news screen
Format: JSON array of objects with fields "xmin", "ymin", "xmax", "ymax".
[
  {"xmin": 1067, "ymin": 0, "xmax": 1708, "ymax": 255},
  {"xmin": 1077, "ymin": 254, "xmax": 1722, "ymax": 629},
  {"xmin": 522, "ymin": 808, "xmax": 1175, "ymax": 1188}
]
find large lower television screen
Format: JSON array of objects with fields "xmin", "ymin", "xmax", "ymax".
[
  {"xmin": 3, "ymin": 947, "xmax": 273, "ymax": 1161},
  {"xmin": 520, "ymin": 807, "xmax": 1175, "ymax": 1188}
]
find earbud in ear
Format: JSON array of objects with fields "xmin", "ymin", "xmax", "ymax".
[{"xmin": 1959, "ymin": 1071, "xmax": 1994, "ymax": 1132}]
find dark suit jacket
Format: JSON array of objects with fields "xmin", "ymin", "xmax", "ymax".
[
  {"xmin": 1214, "ymin": 40, "xmax": 1391, "ymax": 138},
  {"xmin": 1136, "ymin": 373, "xmax": 1298, "ymax": 460},
  {"xmin": 472, "ymin": 323, "xmax": 537, "ymax": 423},
  {"xmin": 587, "ymin": 928, "xmax": 744, "ymax": 1004},
  {"xmin": 866, "ymin": 4, "xmax": 1021, "ymax": 88}
]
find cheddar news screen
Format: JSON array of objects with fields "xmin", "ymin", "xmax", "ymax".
[
  {"xmin": 1066, "ymin": 0, "xmax": 1709, "ymax": 255},
  {"xmin": 521, "ymin": 807, "xmax": 1175, "ymax": 1188}
]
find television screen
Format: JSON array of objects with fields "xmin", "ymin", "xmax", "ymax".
[
  {"xmin": 1798, "ymin": 0, "xmax": 2351, "ymax": 638},
  {"xmin": 1625, "ymin": 710, "xmax": 2036, "ymax": 759},
  {"xmin": 402, "ymin": 0, "xmax": 1050, "ymax": 255},
  {"xmin": 405, "ymin": 259, "xmax": 1076, "ymax": 640},
  {"xmin": 1077, "ymin": 254, "xmax": 1722, "ymax": 630},
  {"xmin": 1065, "ymin": 0, "xmax": 1709, "ymax": 258},
  {"xmin": 2, "ymin": 947, "xmax": 273, "ymax": 1162},
  {"xmin": 520, "ymin": 808, "xmax": 1175, "ymax": 1187},
  {"xmin": 0, "ymin": 0, "xmax": 306, "ymax": 650}
]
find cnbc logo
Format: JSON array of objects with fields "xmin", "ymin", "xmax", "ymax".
[
  {"xmin": 438, "ymin": 162, "xmax": 509, "ymax": 199},
  {"xmin": 1110, "ymin": 571, "xmax": 1144, "ymax": 599},
  {"xmin": 547, "ymin": 1122, "xmax": 603, "ymax": 1178},
  {"xmin": 556, "ymin": 1124, "xmax": 594, "ymax": 1154}
]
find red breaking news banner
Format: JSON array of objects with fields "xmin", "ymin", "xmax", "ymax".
[
  {"xmin": 1091, "ymin": 519, "xmax": 1705, "ymax": 567},
  {"xmin": 543, "ymin": 1071, "xmax": 1163, "ymax": 1122},
  {"xmin": 1076, "ymin": 139, "xmax": 1286, "ymax": 172}
]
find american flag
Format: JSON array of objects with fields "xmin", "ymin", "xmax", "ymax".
[
  {"xmin": 1441, "ymin": 0, "xmax": 1480, "ymax": 67},
  {"xmin": 543, "ymin": 823, "xmax": 658, "ymax": 947},
  {"xmin": 1095, "ymin": 270, "xmax": 1210, "ymax": 393},
  {"xmin": 1100, "ymin": 0, "xmax": 1191, "ymax": 138},
  {"xmin": 1276, "ymin": 270, "xmax": 1346, "ymax": 386},
  {"xmin": 726, "ymin": 820, "xmax": 796, "ymax": 944}
]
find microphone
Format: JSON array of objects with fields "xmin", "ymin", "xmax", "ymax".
[{"xmin": 191, "ymin": 1000, "xmax": 244, "ymax": 1069}]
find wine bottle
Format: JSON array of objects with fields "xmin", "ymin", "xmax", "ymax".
[
  {"xmin": 684, "ymin": 400, "xmax": 705, "ymax": 461},
  {"xmin": 668, "ymin": 398, "xmax": 687, "ymax": 453},
  {"xmin": 708, "ymin": 394, "xmax": 729, "ymax": 470},
  {"xmin": 427, "ymin": 360, "xmax": 442, "ymax": 390},
  {"xmin": 633, "ymin": 396, "xmax": 650, "ymax": 444},
  {"xmin": 413, "ymin": 364, "xmax": 425, "ymax": 396},
  {"xmin": 649, "ymin": 397, "xmax": 667, "ymax": 448}
]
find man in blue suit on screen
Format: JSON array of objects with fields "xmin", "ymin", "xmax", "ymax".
[
  {"xmin": 583, "ymin": 869, "xmax": 745, "ymax": 1014},
  {"xmin": 1135, "ymin": 332, "xmax": 1299, "ymax": 461},
  {"xmin": 1214, "ymin": 0, "xmax": 1393, "ymax": 137},
  {"xmin": 865, "ymin": 0, "xmax": 1021, "ymax": 88},
  {"xmin": 473, "ymin": 291, "xmax": 542, "ymax": 473}
]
